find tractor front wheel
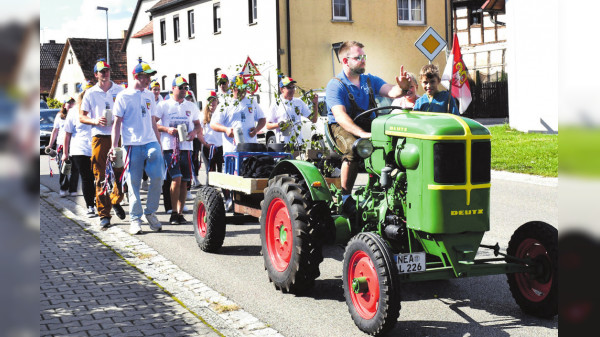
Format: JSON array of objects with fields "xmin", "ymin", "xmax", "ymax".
[
  {"xmin": 260, "ymin": 175, "xmax": 323, "ymax": 294},
  {"xmin": 507, "ymin": 221, "xmax": 558, "ymax": 318},
  {"xmin": 343, "ymin": 232, "xmax": 400, "ymax": 336},
  {"xmin": 193, "ymin": 186, "xmax": 226, "ymax": 252}
]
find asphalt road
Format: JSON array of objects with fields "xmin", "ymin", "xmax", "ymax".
[{"xmin": 40, "ymin": 154, "xmax": 558, "ymax": 337}]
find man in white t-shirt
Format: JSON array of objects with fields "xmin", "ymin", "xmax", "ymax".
[
  {"xmin": 109, "ymin": 59, "xmax": 163, "ymax": 235},
  {"xmin": 155, "ymin": 75, "xmax": 201, "ymax": 225},
  {"xmin": 80, "ymin": 59, "xmax": 126, "ymax": 229},
  {"xmin": 265, "ymin": 76, "xmax": 318, "ymax": 150},
  {"xmin": 210, "ymin": 75, "xmax": 266, "ymax": 153}
]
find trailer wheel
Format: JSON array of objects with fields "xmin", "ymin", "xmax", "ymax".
[
  {"xmin": 343, "ymin": 232, "xmax": 400, "ymax": 336},
  {"xmin": 260, "ymin": 174, "xmax": 323, "ymax": 294},
  {"xmin": 507, "ymin": 221, "xmax": 558, "ymax": 318},
  {"xmin": 193, "ymin": 186, "xmax": 226, "ymax": 252}
]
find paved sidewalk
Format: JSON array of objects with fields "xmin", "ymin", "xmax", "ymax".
[
  {"xmin": 40, "ymin": 185, "xmax": 283, "ymax": 337},
  {"xmin": 40, "ymin": 196, "xmax": 223, "ymax": 337}
]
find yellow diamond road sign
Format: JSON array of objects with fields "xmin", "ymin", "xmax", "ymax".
[{"xmin": 415, "ymin": 27, "xmax": 447, "ymax": 61}]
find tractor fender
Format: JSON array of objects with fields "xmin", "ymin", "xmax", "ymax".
[{"xmin": 270, "ymin": 160, "xmax": 333, "ymax": 202}]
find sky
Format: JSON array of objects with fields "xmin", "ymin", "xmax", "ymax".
[{"xmin": 40, "ymin": 0, "xmax": 137, "ymax": 43}]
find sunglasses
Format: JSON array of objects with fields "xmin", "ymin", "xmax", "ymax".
[{"xmin": 346, "ymin": 55, "xmax": 367, "ymax": 62}]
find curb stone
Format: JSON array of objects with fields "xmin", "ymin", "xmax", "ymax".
[{"xmin": 40, "ymin": 184, "xmax": 284, "ymax": 337}]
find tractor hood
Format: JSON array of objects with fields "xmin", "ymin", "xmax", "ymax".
[{"xmin": 372, "ymin": 112, "xmax": 490, "ymax": 142}]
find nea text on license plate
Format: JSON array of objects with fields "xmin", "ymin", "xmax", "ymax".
[{"xmin": 395, "ymin": 252, "xmax": 426, "ymax": 273}]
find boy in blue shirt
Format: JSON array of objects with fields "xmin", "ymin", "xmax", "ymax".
[{"xmin": 413, "ymin": 64, "xmax": 459, "ymax": 115}]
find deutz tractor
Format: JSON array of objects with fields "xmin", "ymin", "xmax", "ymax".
[{"xmin": 259, "ymin": 107, "xmax": 557, "ymax": 336}]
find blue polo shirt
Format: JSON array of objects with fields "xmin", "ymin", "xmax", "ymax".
[
  {"xmin": 325, "ymin": 72, "xmax": 386, "ymax": 124},
  {"xmin": 413, "ymin": 91, "xmax": 459, "ymax": 115}
]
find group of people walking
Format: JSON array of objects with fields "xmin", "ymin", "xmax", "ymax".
[{"xmin": 46, "ymin": 40, "xmax": 459, "ymax": 233}]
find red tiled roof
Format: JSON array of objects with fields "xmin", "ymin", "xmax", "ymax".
[{"xmin": 132, "ymin": 20, "xmax": 153, "ymax": 38}]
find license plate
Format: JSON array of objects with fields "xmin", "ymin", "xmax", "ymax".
[{"xmin": 395, "ymin": 252, "xmax": 426, "ymax": 274}]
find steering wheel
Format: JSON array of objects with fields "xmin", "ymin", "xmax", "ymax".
[{"xmin": 352, "ymin": 106, "xmax": 409, "ymax": 123}]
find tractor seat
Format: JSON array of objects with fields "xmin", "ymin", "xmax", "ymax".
[{"xmin": 323, "ymin": 120, "xmax": 344, "ymax": 156}]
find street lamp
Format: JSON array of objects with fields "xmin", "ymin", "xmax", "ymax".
[{"xmin": 97, "ymin": 6, "xmax": 109, "ymax": 65}]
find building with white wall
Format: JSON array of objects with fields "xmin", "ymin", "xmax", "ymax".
[
  {"xmin": 505, "ymin": 0, "xmax": 557, "ymax": 133},
  {"xmin": 50, "ymin": 38, "xmax": 128, "ymax": 100},
  {"xmin": 121, "ymin": 0, "xmax": 161, "ymax": 86}
]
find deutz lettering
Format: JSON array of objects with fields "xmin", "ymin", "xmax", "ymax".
[{"xmin": 450, "ymin": 209, "xmax": 484, "ymax": 216}]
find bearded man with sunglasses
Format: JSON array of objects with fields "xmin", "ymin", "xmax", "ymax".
[{"xmin": 325, "ymin": 40, "xmax": 412, "ymax": 211}]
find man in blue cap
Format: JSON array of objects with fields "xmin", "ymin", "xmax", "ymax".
[{"xmin": 110, "ymin": 59, "xmax": 163, "ymax": 235}]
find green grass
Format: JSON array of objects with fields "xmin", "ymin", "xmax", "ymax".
[{"xmin": 488, "ymin": 124, "xmax": 557, "ymax": 177}]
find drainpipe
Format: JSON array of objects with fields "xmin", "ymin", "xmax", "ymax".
[
  {"xmin": 276, "ymin": 0, "xmax": 281, "ymax": 71},
  {"xmin": 286, "ymin": 0, "xmax": 291, "ymax": 76}
]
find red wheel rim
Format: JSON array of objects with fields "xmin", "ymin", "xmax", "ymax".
[
  {"xmin": 196, "ymin": 203, "xmax": 207, "ymax": 238},
  {"xmin": 515, "ymin": 238, "xmax": 552, "ymax": 302},
  {"xmin": 348, "ymin": 250, "xmax": 380, "ymax": 319},
  {"xmin": 265, "ymin": 198, "xmax": 292, "ymax": 272}
]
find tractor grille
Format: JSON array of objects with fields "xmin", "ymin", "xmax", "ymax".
[
  {"xmin": 434, "ymin": 142, "xmax": 465, "ymax": 183},
  {"xmin": 471, "ymin": 141, "xmax": 491, "ymax": 183}
]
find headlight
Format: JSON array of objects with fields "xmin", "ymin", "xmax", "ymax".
[{"xmin": 352, "ymin": 138, "xmax": 374, "ymax": 159}]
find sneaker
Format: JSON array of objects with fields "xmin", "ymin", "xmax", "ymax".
[
  {"xmin": 169, "ymin": 213, "xmax": 179, "ymax": 225},
  {"xmin": 182, "ymin": 205, "xmax": 190, "ymax": 213},
  {"xmin": 70, "ymin": 192, "xmax": 78, "ymax": 196},
  {"xmin": 192, "ymin": 177, "xmax": 201, "ymax": 188},
  {"xmin": 178, "ymin": 214, "xmax": 187, "ymax": 224},
  {"xmin": 186, "ymin": 190, "xmax": 194, "ymax": 200},
  {"xmin": 113, "ymin": 203, "xmax": 126, "ymax": 220},
  {"xmin": 86, "ymin": 206, "xmax": 97, "ymax": 218},
  {"xmin": 166, "ymin": 209, "xmax": 173, "ymax": 214},
  {"xmin": 59, "ymin": 190, "xmax": 67, "ymax": 197},
  {"xmin": 99, "ymin": 217, "xmax": 110, "ymax": 231},
  {"xmin": 141, "ymin": 180, "xmax": 149, "ymax": 191},
  {"xmin": 129, "ymin": 219, "xmax": 142, "ymax": 235},
  {"xmin": 144, "ymin": 213, "xmax": 162, "ymax": 231}
]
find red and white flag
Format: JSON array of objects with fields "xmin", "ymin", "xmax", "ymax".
[{"xmin": 441, "ymin": 34, "xmax": 472, "ymax": 114}]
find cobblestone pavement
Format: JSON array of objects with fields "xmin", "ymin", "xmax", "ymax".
[{"xmin": 40, "ymin": 185, "xmax": 283, "ymax": 337}]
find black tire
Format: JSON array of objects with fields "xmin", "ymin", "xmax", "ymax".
[
  {"xmin": 343, "ymin": 232, "xmax": 400, "ymax": 336},
  {"xmin": 259, "ymin": 174, "xmax": 324, "ymax": 293},
  {"xmin": 507, "ymin": 221, "xmax": 558, "ymax": 318},
  {"xmin": 193, "ymin": 186, "xmax": 226, "ymax": 252},
  {"xmin": 266, "ymin": 134, "xmax": 276, "ymax": 145}
]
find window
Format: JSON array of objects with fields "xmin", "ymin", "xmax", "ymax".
[
  {"xmin": 469, "ymin": 7, "xmax": 483, "ymax": 26},
  {"xmin": 397, "ymin": 0, "xmax": 425, "ymax": 24},
  {"xmin": 188, "ymin": 73, "xmax": 197, "ymax": 100},
  {"xmin": 75, "ymin": 82, "xmax": 81, "ymax": 93},
  {"xmin": 151, "ymin": 40, "xmax": 155, "ymax": 60},
  {"xmin": 248, "ymin": 0, "xmax": 257, "ymax": 24},
  {"xmin": 188, "ymin": 10, "xmax": 195, "ymax": 37},
  {"xmin": 63, "ymin": 83, "xmax": 68, "ymax": 94},
  {"xmin": 214, "ymin": 68, "xmax": 221, "ymax": 89},
  {"xmin": 332, "ymin": 0, "xmax": 350, "ymax": 21},
  {"xmin": 173, "ymin": 15, "xmax": 180, "ymax": 42},
  {"xmin": 160, "ymin": 19, "xmax": 166, "ymax": 44},
  {"xmin": 213, "ymin": 3, "xmax": 221, "ymax": 33}
]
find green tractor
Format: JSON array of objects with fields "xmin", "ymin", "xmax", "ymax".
[{"xmin": 259, "ymin": 107, "xmax": 557, "ymax": 336}]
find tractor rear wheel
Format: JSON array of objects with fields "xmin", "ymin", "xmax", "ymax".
[
  {"xmin": 507, "ymin": 221, "xmax": 558, "ymax": 318},
  {"xmin": 193, "ymin": 186, "xmax": 226, "ymax": 252},
  {"xmin": 343, "ymin": 232, "xmax": 400, "ymax": 336},
  {"xmin": 260, "ymin": 174, "xmax": 324, "ymax": 294}
]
